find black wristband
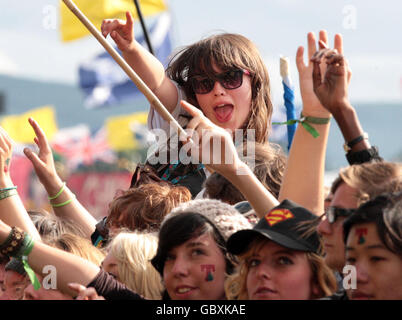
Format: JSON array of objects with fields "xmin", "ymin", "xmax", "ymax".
[
  {"xmin": 346, "ymin": 146, "xmax": 382, "ymax": 165},
  {"xmin": 343, "ymin": 132, "xmax": 369, "ymax": 152},
  {"xmin": 347, "ymin": 135, "xmax": 365, "ymax": 148}
]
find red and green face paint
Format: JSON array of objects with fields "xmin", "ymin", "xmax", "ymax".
[
  {"xmin": 201, "ymin": 264, "xmax": 215, "ymax": 282},
  {"xmin": 355, "ymin": 228, "xmax": 368, "ymax": 244}
]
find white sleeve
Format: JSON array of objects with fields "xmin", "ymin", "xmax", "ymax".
[{"xmin": 147, "ymin": 82, "xmax": 187, "ymax": 134}]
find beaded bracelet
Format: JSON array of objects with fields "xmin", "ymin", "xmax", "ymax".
[
  {"xmin": 14, "ymin": 231, "xmax": 35, "ymax": 259},
  {"xmin": 0, "ymin": 227, "xmax": 40, "ymax": 290},
  {"xmin": 0, "ymin": 226, "xmax": 25, "ymax": 256},
  {"xmin": 48, "ymin": 182, "xmax": 66, "ymax": 201}
]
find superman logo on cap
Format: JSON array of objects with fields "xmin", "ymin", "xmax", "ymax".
[{"xmin": 265, "ymin": 209, "xmax": 294, "ymax": 226}]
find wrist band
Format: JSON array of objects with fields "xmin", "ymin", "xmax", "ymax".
[
  {"xmin": 272, "ymin": 113, "xmax": 331, "ymax": 138},
  {"xmin": 19, "ymin": 233, "xmax": 40, "ymax": 291},
  {"xmin": 48, "ymin": 182, "xmax": 66, "ymax": 200},
  {"xmin": 14, "ymin": 232, "xmax": 35, "ymax": 259},
  {"xmin": 51, "ymin": 195, "xmax": 76, "ymax": 208},
  {"xmin": 343, "ymin": 132, "xmax": 369, "ymax": 153},
  {"xmin": 0, "ymin": 186, "xmax": 17, "ymax": 192},
  {"xmin": 0, "ymin": 228, "xmax": 41, "ymax": 290},
  {"xmin": 346, "ymin": 146, "xmax": 382, "ymax": 165},
  {"xmin": 0, "ymin": 226, "xmax": 24, "ymax": 256},
  {"xmin": 0, "ymin": 189, "xmax": 18, "ymax": 200}
]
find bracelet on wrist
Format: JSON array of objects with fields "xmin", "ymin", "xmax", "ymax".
[
  {"xmin": 51, "ymin": 195, "xmax": 76, "ymax": 208},
  {"xmin": 343, "ymin": 132, "xmax": 369, "ymax": 153},
  {"xmin": 0, "ymin": 228, "xmax": 41, "ymax": 290},
  {"xmin": 272, "ymin": 113, "xmax": 331, "ymax": 138},
  {"xmin": 0, "ymin": 188, "xmax": 18, "ymax": 201},
  {"xmin": 48, "ymin": 182, "xmax": 66, "ymax": 201},
  {"xmin": 0, "ymin": 226, "xmax": 25, "ymax": 256},
  {"xmin": 0, "ymin": 186, "xmax": 17, "ymax": 192}
]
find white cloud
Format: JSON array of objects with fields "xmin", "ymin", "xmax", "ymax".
[{"xmin": 0, "ymin": 51, "xmax": 19, "ymax": 76}]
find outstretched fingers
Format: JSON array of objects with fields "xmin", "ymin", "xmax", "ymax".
[
  {"xmin": 307, "ymin": 32, "xmax": 318, "ymax": 60},
  {"xmin": 28, "ymin": 118, "xmax": 51, "ymax": 153},
  {"xmin": 295, "ymin": 46, "xmax": 306, "ymax": 71},
  {"xmin": 334, "ymin": 33, "xmax": 343, "ymax": 55}
]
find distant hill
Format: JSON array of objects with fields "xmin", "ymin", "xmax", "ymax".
[{"xmin": 0, "ymin": 74, "xmax": 149, "ymax": 131}]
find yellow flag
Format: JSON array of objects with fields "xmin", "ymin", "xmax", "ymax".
[
  {"xmin": 60, "ymin": 0, "xmax": 167, "ymax": 42},
  {"xmin": 106, "ymin": 111, "xmax": 148, "ymax": 151},
  {"xmin": 0, "ymin": 106, "xmax": 58, "ymax": 144}
]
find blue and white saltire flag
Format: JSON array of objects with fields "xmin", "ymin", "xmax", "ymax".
[
  {"xmin": 279, "ymin": 56, "xmax": 297, "ymax": 150},
  {"xmin": 79, "ymin": 12, "xmax": 172, "ymax": 109}
]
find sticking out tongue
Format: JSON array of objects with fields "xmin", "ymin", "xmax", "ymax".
[{"xmin": 214, "ymin": 104, "xmax": 233, "ymax": 123}]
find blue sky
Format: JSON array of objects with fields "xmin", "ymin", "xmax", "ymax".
[{"xmin": 1, "ymin": 0, "xmax": 402, "ymax": 105}]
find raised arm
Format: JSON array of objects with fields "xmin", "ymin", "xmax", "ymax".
[
  {"xmin": 23, "ymin": 118, "xmax": 97, "ymax": 238},
  {"xmin": 101, "ymin": 11, "xmax": 178, "ymax": 113},
  {"xmin": 278, "ymin": 31, "xmax": 340, "ymax": 215},
  {"xmin": 0, "ymin": 219, "xmax": 100, "ymax": 296},
  {"xmin": 180, "ymin": 101, "xmax": 279, "ymax": 218},
  {"xmin": 311, "ymin": 44, "xmax": 378, "ymax": 165},
  {"xmin": 0, "ymin": 127, "xmax": 40, "ymax": 240}
]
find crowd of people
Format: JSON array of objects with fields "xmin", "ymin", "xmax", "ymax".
[{"xmin": 0, "ymin": 11, "xmax": 401, "ymax": 301}]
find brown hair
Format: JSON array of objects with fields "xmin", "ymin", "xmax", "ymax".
[
  {"xmin": 107, "ymin": 183, "xmax": 192, "ymax": 232},
  {"xmin": 167, "ymin": 33, "xmax": 273, "ymax": 143},
  {"xmin": 205, "ymin": 142, "xmax": 286, "ymax": 204},
  {"xmin": 333, "ymin": 161, "xmax": 402, "ymax": 206}
]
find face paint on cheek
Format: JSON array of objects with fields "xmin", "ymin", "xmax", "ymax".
[
  {"xmin": 355, "ymin": 228, "xmax": 368, "ymax": 244},
  {"xmin": 201, "ymin": 264, "xmax": 215, "ymax": 282}
]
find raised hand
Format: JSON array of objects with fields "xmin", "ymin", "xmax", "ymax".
[
  {"xmin": 23, "ymin": 118, "xmax": 62, "ymax": 190},
  {"xmin": 68, "ymin": 283, "xmax": 105, "ymax": 300},
  {"xmin": 311, "ymin": 49, "xmax": 351, "ymax": 115},
  {"xmin": 0, "ymin": 127, "xmax": 13, "ymax": 186},
  {"xmin": 101, "ymin": 11, "xmax": 136, "ymax": 53},
  {"xmin": 179, "ymin": 100, "xmax": 241, "ymax": 177},
  {"xmin": 296, "ymin": 30, "xmax": 343, "ymax": 117}
]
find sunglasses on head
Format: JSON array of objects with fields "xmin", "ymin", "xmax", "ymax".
[
  {"xmin": 325, "ymin": 206, "xmax": 356, "ymax": 224},
  {"xmin": 189, "ymin": 69, "xmax": 250, "ymax": 94}
]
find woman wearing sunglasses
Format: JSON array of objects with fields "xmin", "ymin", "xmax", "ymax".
[{"xmin": 101, "ymin": 13, "xmax": 335, "ymax": 216}]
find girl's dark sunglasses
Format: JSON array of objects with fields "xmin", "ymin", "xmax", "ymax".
[{"xmin": 189, "ymin": 69, "xmax": 250, "ymax": 94}]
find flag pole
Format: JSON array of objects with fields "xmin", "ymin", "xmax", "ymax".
[
  {"xmin": 133, "ymin": 0, "xmax": 154, "ymax": 55},
  {"xmin": 61, "ymin": 0, "xmax": 187, "ymax": 139},
  {"xmin": 279, "ymin": 56, "xmax": 297, "ymax": 150}
]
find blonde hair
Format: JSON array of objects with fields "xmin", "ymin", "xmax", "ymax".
[
  {"xmin": 225, "ymin": 236, "xmax": 337, "ymax": 300},
  {"xmin": 338, "ymin": 161, "xmax": 402, "ymax": 206},
  {"xmin": 48, "ymin": 233, "xmax": 105, "ymax": 266},
  {"xmin": 107, "ymin": 231, "xmax": 163, "ymax": 300}
]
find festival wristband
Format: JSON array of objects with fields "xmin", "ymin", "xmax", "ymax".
[{"xmin": 272, "ymin": 113, "xmax": 330, "ymax": 138}]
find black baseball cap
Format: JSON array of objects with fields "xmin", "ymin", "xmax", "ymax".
[{"xmin": 227, "ymin": 199, "xmax": 321, "ymax": 255}]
